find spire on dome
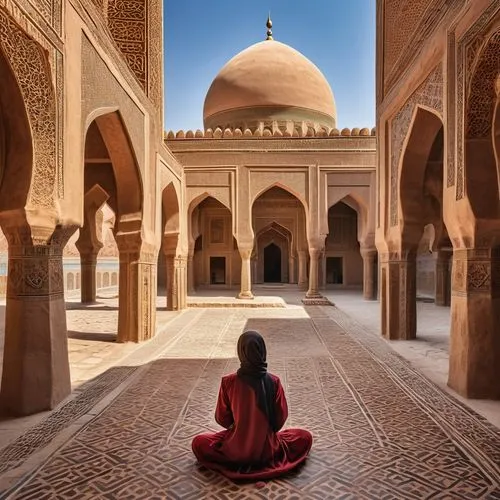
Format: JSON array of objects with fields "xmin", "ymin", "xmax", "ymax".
[{"xmin": 266, "ymin": 13, "xmax": 273, "ymax": 40}]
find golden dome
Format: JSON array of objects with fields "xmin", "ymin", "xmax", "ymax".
[{"xmin": 203, "ymin": 39, "xmax": 337, "ymax": 131}]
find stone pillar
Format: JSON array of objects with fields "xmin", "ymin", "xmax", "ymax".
[
  {"xmin": 79, "ymin": 251, "xmax": 98, "ymax": 303},
  {"xmin": 176, "ymin": 255, "xmax": 188, "ymax": 309},
  {"xmin": 361, "ymin": 248, "xmax": 378, "ymax": 301},
  {"xmin": 165, "ymin": 254, "xmax": 177, "ymax": 310},
  {"xmin": 435, "ymin": 249, "xmax": 451, "ymax": 306},
  {"xmin": 298, "ymin": 251, "xmax": 308, "ymax": 289},
  {"xmin": 187, "ymin": 252, "xmax": 195, "ymax": 293},
  {"xmin": 0, "ymin": 225, "xmax": 76, "ymax": 416},
  {"xmin": 448, "ymin": 248, "xmax": 500, "ymax": 399},
  {"xmin": 238, "ymin": 248, "xmax": 254, "ymax": 299},
  {"xmin": 306, "ymin": 248, "xmax": 322, "ymax": 298},
  {"xmin": 380, "ymin": 252, "xmax": 417, "ymax": 340},
  {"xmin": 116, "ymin": 235, "xmax": 156, "ymax": 343}
]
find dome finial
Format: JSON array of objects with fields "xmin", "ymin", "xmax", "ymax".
[{"xmin": 266, "ymin": 12, "xmax": 273, "ymax": 40}]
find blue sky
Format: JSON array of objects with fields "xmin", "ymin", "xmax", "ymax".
[{"xmin": 163, "ymin": 1, "xmax": 375, "ymax": 132}]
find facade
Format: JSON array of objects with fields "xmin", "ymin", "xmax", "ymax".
[
  {"xmin": 165, "ymin": 23, "xmax": 377, "ymax": 302},
  {"xmin": 0, "ymin": 0, "xmax": 185, "ymax": 416},
  {"xmin": 376, "ymin": 0, "xmax": 500, "ymax": 398},
  {"xmin": 1, "ymin": 0, "xmax": 498, "ymax": 418}
]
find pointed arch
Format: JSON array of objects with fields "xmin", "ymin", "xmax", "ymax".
[
  {"xmin": 398, "ymin": 106, "xmax": 444, "ymax": 246},
  {"xmin": 162, "ymin": 182, "xmax": 180, "ymax": 234},
  {"xmin": 251, "ymin": 182, "xmax": 308, "ymax": 211},
  {"xmin": 93, "ymin": 111, "xmax": 143, "ymax": 220},
  {"xmin": 188, "ymin": 191, "xmax": 232, "ymax": 217}
]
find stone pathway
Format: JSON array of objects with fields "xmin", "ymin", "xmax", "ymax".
[{"xmin": 1, "ymin": 304, "xmax": 499, "ymax": 499}]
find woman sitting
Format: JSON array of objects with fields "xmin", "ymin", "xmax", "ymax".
[{"xmin": 192, "ymin": 330, "xmax": 312, "ymax": 480}]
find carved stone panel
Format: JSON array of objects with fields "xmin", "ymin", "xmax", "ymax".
[
  {"xmin": 0, "ymin": 9, "xmax": 59, "ymax": 207},
  {"xmin": 455, "ymin": 3, "xmax": 500, "ymax": 200},
  {"xmin": 107, "ymin": 0, "xmax": 147, "ymax": 89}
]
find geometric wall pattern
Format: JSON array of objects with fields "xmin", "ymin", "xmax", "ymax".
[{"xmin": 3, "ymin": 306, "xmax": 500, "ymax": 499}]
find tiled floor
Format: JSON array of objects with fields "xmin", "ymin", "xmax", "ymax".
[{"xmin": 0, "ymin": 301, "xmax": 499, "ymax": 499}]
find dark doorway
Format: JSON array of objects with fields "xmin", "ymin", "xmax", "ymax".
[
  {"xmin": 326, "ymin": 257, "xmax": 343, "ymax": 284},
  {"xmin": 210, "ymin": 257, "xmax": 226, "ymax": 284},
  {"xmin": 264, "ymin": 244, "xmax": 281, "ymax": 282}
]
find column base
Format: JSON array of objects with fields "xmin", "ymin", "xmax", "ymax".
[
  {"xmin": 302, "ymin": 295, "xmax": 335, "ymax": 306},
  {"xmin": 237, "ymin": 291, "xmax": 254, "ymax": 299}
]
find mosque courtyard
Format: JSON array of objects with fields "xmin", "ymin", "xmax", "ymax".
[{"xmin": 0, "ymin": 291, "xmax": 499, "ymax": 499}]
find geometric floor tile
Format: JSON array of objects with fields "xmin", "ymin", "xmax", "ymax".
[{"xmin": 3, "ymin": 306, "xmax": 500, "ymax": 499}]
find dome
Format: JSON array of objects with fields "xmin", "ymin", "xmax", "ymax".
[{"xmin": 203, "ymin": 39, "xmax": 337, "ymax": 131}]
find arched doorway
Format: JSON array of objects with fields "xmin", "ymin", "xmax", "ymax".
[
  {"xmin": 382, "ymin": 107, "xmax": 446, "ymax": 341},
  {"xmin": 252, "ymin": 186, "xmax": 307, "ymax": 287},
  {"xmin": 325, "ymin": 202, "xmax": 361, "ymax": 287},
  {"xmin": 159, "ymin": 182, "xmax": 181, "ymax": 310},
  {"xmin": 264, "ymin": 243, "xmax": 282, "ymax": 282},
  {"xmin": 79, "ymin": 111, "xmax": 145, "ymax": 343},
  {"xmin": 189, "ymin": 195, "xmax": 234, "ymax": 290}
]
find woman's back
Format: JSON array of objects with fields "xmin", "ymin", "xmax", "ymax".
[{"xmin": 216, "ymin": 373, "xmax": 287, "ymax": 464}]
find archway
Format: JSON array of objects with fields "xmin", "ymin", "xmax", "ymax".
[
  {"xmin": 382, "ymin": 107, "xmax": 446, "ymax": 341},
  {"xmin": 447, "ymin": 30, "xmax": 500, "ymax": 400},
  {"xmin": 325, "ymin": 201, "xmax": 361, "ymax": 287},
  {"xmin": 264, "ymin": 243, "xmax": 282, "ymax": 283},
  {"xmin": 252, "ymin": 186, "xmax": 307, "ymax": 288},
  {"xmin": 189, "ymin": 195, "xmax": 234, "ymax": 289},
  {"xmin": 78, "ymin": 111, "xmax": 145, "ymax": 343},
  {"xmin": 159, "ymin": 182, "xmax": 181, "ymax": 310}
]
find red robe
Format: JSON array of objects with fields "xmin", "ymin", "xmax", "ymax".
[{"xmin": 192, "ymin": 373, "xmax": 312, "ymax": 480}]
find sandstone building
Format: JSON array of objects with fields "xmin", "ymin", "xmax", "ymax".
[
  {"xmin": 0, "ymin": 0, "xmax": 498, "ymax": 419},
  {"xmin": 376, "ymin": 0, "xmax": 500, "ymax": 399}
]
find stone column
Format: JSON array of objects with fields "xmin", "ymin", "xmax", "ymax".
[
  {"xmin": 238, "ymin": 248, "xmax": 254, "ymax": 299},
  {"xmin": 0, "ymin": 225, "xmax": 76, "ymax": 416},
  {"xmin": 380, "ymin": 251, "xmax": 417, "ymax": 340},
  {"xmin": 448, "ymin": 248, "xmax": 500, "ymax": 399},
  {"xmin": 176, "ymin": 255, "xmax": 188, "ymax": 309},
  {"xmin": 79, "ymin": 251, "xmax": 98, "ymax": 303},
  {"xmin": 435, "ymin": 249, "xmax": 451, "ymax": 306},
  {"xmin": 361, "ymin": 248, "xmax": 378, "ymax": 301},
  {"xmin": 298, "ymin": 251, "xmax": 308, "ymax": 289},
  {"xmin": 116, "ymin": 235, "xmax": 156, "ymax": 343},
  {"xmin": 187, "ymin": 251, "xmax": 195, "ymax": 293},
  {"xmin": 165, "ymin": 253, "xmax": 177, "ymax": 310},
  {"xmin": 306, "ymin": 248, "xmax": 322, "ymax": 298}
]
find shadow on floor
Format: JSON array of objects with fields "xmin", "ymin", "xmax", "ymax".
[{"xmin": 67, "ymin": 331, "xmax": 117, "ymax": 343}]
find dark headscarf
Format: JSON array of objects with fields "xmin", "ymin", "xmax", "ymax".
[{"xmin": 236, "ymin": 330, "xmax": 278, "ymax": 432}]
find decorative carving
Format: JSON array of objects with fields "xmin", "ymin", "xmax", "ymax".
[
  {"xmin": 147, "ymin": 0, "xmax": 163, "ymax": 109},
  {"xmin": 0, "ymin": 10, "xmax": 58, "ymax": 207},
  {"xmin": 107, "ymin": 0, "xmax": 147, "ymax": 89},
  {"xmin": 466, "ymin": 31, "xmax": 500, "ymax": 138},
  {"xmin": 467, "ymin": 263, "xmax": 491, "ymax": 290},
  {"xmin": 389, "ymin": 64, "xmax": 443, "ymax": 226},
  {"xmin": 446, "ymin": 31, "xmax": 456, "ymax": 188},
  {"xmin": 455, "ymin": 3, "xmax": 500, "ymax": 200},
  {"xmin": 383, "ymin": 0, "xmax": 449, "ymax": 92}
]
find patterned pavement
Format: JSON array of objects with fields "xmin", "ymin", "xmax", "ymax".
[{"xmin": 2, "ymin": 305, "xmax": 500, "ymax": 499}]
